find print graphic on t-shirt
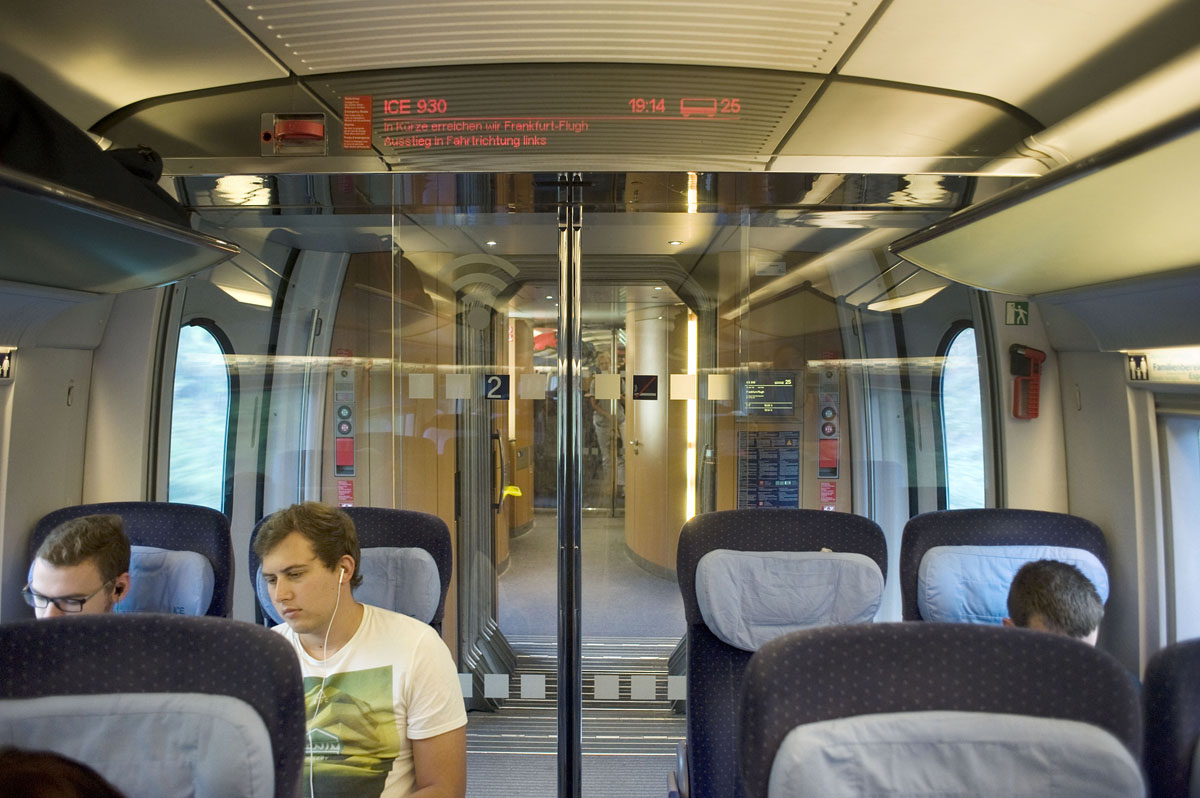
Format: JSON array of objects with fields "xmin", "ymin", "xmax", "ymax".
[{"xmin": 303, "ymin": 665, "xmax": 398, "ymax": 798}]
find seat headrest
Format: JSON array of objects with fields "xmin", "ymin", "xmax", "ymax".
[
  {"xmin": 1, "ymin": 693, "xmax": 275, "ymax": 798},
  {"xmin": 917, "ymin": 544, "xmax": 1108, "ymax": 624},
  {"xmin": 256, "ymin": 546, "xmax": 439, "ymax": 625},
  {"xmin": 116, "ymin": 545, "xmax": 215, "ymax": 616},
  {"xmin": 353, "ymin": 547, "xmax": 440, "ymax": 623},
  {"xmin": 767, "ymin": 711, "xmax": 1143, "ymax": 798},
  {"xmin": 695, "ymin": 550, "xmax": 883, "ymax": 652}
]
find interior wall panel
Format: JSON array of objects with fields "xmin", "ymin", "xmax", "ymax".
[
  {"xmin": 0, "ymin": 346, "xmax": 94, "ymax": 622},
  {"xmin": 1058, "ymin": 351, "xmax": 1164, "ymax": 675},
  {"xmin": 988, "ymin": 292, "xmax": 1068, "ymax": 511},
  {"xmin": 82, "ymin": 288, "xmax": 166, "ymax": 504}
]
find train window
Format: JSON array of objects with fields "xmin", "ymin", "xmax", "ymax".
[
  {"xmin": 1158, "ymin": 414, "xmax": 1200, "ymax": 642},
  {"xmin": 941, "ymin": 325, "xmax": 985, "ymax": 509},
  {"xmin": 168, "ymin": 322, "xmax": 231, "ymax": 512}
]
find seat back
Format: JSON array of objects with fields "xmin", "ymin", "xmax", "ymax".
[
  {"xmin": 0, "ymin": 615, "xmax": 305, "ymax": 798},
  {"xmin": 677, "ymin": 508, "xmax": 887, "ymax": 798},
  {"xmin": 1144, "ymin": 638, "xmax": 1200, "ymax": 798},
  {"xmin": 899, "ymin": 508, "xmax": 1109, "ymax": 622},
  {"xmin": 740, "ymin": 623, "xmax": 1144, "ymax": 798},
  {"xmin": 31, "ymin": 502, "xmax": 234, "ymax": 617},
  {"xmin": 249, "ymin": 506, "xmax": 452, "ymax": 633}
]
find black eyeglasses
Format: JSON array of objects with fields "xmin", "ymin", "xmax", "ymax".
[{"xmin": 22, "ymin": 581, "xmax": 113, "ymax": 613}]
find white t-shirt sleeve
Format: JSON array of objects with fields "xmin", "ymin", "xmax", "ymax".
[{"xmin": 404, "ymin": 625, "xmax": 468, "ymax": 740}]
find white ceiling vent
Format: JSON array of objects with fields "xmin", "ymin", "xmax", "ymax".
[{"xmin": 230, "ymin": 0, "xmax": 883, "ymax": 74}]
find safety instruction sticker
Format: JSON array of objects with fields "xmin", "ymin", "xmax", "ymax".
[{"xmin": 342, "ymin": 96, "xmax": 373, "ymax": 149}]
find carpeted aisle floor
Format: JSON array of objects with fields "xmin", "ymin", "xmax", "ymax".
[
  {"xmin": 497, "ymin": 513, "xmax": 686, "ymax": 639},
  {"xmin": 468, "ymin": 753, "xmax": 676, "ymax": 797}
]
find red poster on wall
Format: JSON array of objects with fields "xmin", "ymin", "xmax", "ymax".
[
  {"xmin": 818, "ymin": 438, "xmax": 839, "ymax": 479},
  {"xmin": 337, "ymin": 479, "xmax": 354, "ymax": 506}
]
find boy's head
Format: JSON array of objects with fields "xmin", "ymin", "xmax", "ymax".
[
  {"xmin": 254, "ymin": 502, "xmax": 362, "ymax": 588},
  {"xmin": 1004, "ymin": 559, "xmax": 1105, "ymax": 645}
]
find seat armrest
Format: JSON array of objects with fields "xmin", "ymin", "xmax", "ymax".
[{"xmin": 670, "ymin": 740, "xmax": 688, "ymax": 798}]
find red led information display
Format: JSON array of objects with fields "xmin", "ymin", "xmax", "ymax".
[
  {"xmin": 360, "ymin": 94, "xmax": 742, "ymax": 152},
  {"xmin": 314, "ymin": 63, "xmax": 813, "ymax": 162}
]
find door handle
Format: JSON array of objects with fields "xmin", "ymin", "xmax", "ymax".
[
  {"xmin": 628, "ymin": 439, "xmax": 640, "ymax": 455},
  {"xmin": 491, "ymin": 432, "xmax": 505, "ymax": 511}
]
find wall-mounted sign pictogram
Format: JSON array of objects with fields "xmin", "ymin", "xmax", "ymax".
[{"xmin": 632, "ymin": 374, "xmax": 658, "ymax": 400}]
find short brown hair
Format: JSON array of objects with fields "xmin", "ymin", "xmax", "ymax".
[
  {"xmin": 254, "ymin": 502, "xmax": 362, "ymax": 587},
  {"xmin": 35, "ymin": 515, "xmax": 130, "ymax": 584},
  {"xmin": 1007, "ymin": 559, "xmax": 1104, "ymax": 639},
  {"xmin": 0, "ymin": 747, "xmax": 126, "ymax": 798}
]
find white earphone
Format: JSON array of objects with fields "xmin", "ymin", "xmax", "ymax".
[{"xmin": 338, "ymin": 567, "xmax": 345, "ymax": 583}]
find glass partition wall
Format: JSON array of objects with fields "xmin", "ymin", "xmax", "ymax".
[{"xmin": 167, "ymin": 171, "xmax": 995, "ymax": 796}]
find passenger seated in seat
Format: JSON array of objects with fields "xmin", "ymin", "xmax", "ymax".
[
  {"xmin": 256, "ymin": 502, "xmax": 467, "ymax": 798},
  {"xmin": 1003, "ymin": 559, "xmax": 1104, "ymax": 645},
  {"xmin": 24, "ymin": 515, "xmax": 130, "ymax": 618}
]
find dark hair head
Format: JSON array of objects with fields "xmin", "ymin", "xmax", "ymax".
[
  {"xmin": 254, "ymin": 502, "xmax": 362, "ymax": 587},
  {"xmin": 1007, "ymin": 559, "xmax": 1104, "ymax": 639},
  {"xmin": 35, "ymin": 515, "xmax": 130, "ymax": 584},
  {"xmin": 0, "ymin": 747, "xmax": 126, "ymax": 798}
]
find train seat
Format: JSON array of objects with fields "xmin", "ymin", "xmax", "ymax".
[
  {"xmin": 900, "ymin": 508, "xmax": 1109, "ymax": 623},
  {"xmin": 675, "ymin": 508, "xmax": 888, "ymax": 798},
  {"xmin": 31, "ymin": 501, "xmax": 234, "ymax": 617},
  {"xmin": 0, "ymin": 614, "xmax": 305, "ymax": 798},
  {"xmin": 739, "ymin": 623, "xmax": 1144, "ymax": 798},
  {"xmin": 249, "ymin": 506, "xmax": 453, "ymax": 633},
  {"xmin": 1144, "ymin": 638, "xmax": 1200, "ymax": 798}
]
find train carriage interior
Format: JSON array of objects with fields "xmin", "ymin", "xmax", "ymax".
[{"xmin": 1, "ymin": 1, "xmax": 1199, "ymax": 796}]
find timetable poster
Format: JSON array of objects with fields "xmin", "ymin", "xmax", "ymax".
[{"xmin": 737, "ymin": 430, "xmax": 801, "ymax": 508}]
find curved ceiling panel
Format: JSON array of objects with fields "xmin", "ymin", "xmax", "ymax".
[
  {"xmin": 0, "ymin": 2, "xmax": 287, "ymax": 130},
  {"xmin": 780, "ymin": 81, "xmax": 1032, "ymax": 157},
  {"xmin": 229, "ymin": 0, "xmax": 883, "ymax": 74},
  {"xmin": 841, "ymin": 0, "xmax": 1196, "ymax": 128}
]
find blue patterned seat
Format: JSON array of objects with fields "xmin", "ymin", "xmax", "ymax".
[
  {"xmin": 1144, "ymin": 638, "xmax": 1200, "ymax": 797},
  {"xmin": 676, "ymin": 508, "xmax": 888, "ymax": 798},
  {"xmin": 0, "ymin": 614, "xmax": 305, "ymax": 798},
  {"xmin": 31, "ymin": 501, "xmax": 234, "ymax": 617},
  {"xmin": 740, "ymin": 623, "xmax": 1144, "ymax": 798},
  {"xmin": 248, "ymin": 506, "xmax": 453, "ymax": 633},
  {"xmin": 899, "ymin": 508, "xmax": 1109, "ymax": 622}
]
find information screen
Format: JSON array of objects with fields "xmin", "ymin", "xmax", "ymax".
[
  {"xmin": 313, "ymin": 63, "xmax": 818, "ymax": 165},
  {"xmin": 742, "ymin": 372, "xmax": 796, "ymax": 417}
]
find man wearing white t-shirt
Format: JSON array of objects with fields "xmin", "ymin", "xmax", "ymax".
[{"xmin": 256, "ymin": 502, "xmax": 466, "ymax": 798}]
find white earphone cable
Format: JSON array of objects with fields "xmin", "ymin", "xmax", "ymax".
[{"xmin": 308, "ymin": 567, "xmax": 344, "ymax": 798}]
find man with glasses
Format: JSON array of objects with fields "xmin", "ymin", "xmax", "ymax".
[{"xmin": 24, "ymin": 515, "xmax": 130, "ymax": 617}]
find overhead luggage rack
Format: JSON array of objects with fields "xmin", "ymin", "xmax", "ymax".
[{"xmin": 0, "ymin": 164, "xmax": 239, "ymax": 294}]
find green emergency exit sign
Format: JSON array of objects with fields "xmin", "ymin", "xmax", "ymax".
[{"xmin": 1005, "ymin": 301, "xmax": 1029, "ymax": 326}]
